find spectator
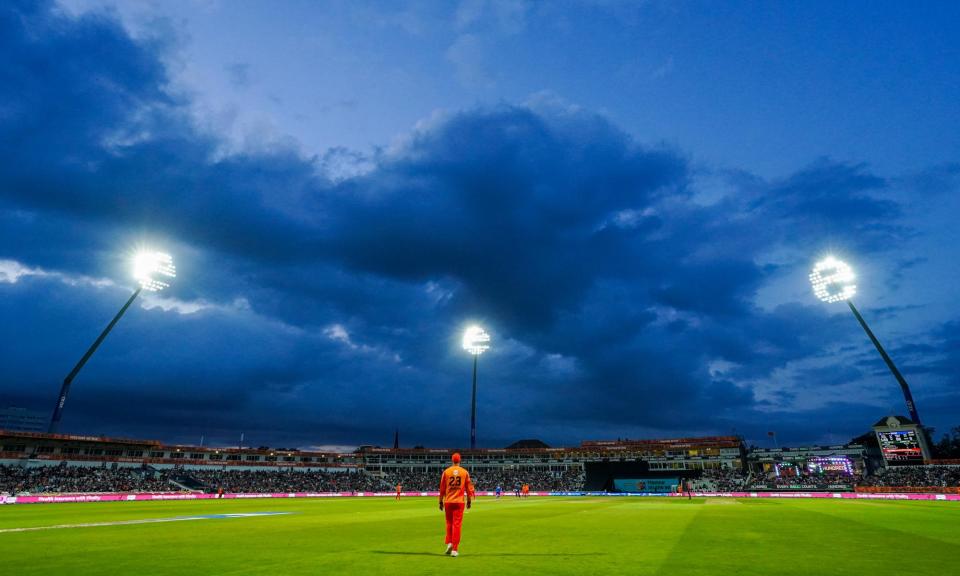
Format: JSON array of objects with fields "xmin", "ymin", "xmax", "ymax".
[
  {"xmin": 0, "ymin": 463, "xmax": 177, "ymax": 494},
  {"xmin": 382, "ymin": 468, "xmax": 584, "ymax": 492},
  {"xmin": 858, "ymin": 466, "xmax": 960, "ymax": 488}
]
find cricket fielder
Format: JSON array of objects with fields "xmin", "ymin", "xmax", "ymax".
[{"xmin": 439, "ymin": 452, "xmax": 473, "ymax": 557}]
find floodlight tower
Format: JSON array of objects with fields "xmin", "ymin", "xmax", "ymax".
[
  {"xmin": 48, "ymin": 251, "xmax": 176, "ymax": 433},
  {"xmin": 462, "ymin": 326, "xmax": 490, "ymax": 450},
  {"xmin": 809, "ymin": 256, "xmax": 922, "ymax": 424}
]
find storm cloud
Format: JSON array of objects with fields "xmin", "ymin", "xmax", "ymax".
[{"xmin": 1, "ymin": 1, "xmax": 956, "ymax": 449}]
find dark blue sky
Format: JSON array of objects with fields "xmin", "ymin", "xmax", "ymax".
[{"xmin": 1, "ymin": 0, "xmax": 958, "ymax": 450}]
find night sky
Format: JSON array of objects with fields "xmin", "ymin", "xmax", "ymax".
[{"xmin": 1, "ymin": 0, "xmax": 958, "ymax": 450}]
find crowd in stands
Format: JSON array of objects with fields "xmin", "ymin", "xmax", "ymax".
[
  {"xmin": 688, "ymin": 468, "xmax": 751, "ymax": 491},
  {"xmin": 753, "ymin": 468, "xmax": 862, "ymax": 489},
  {"xmin": 0, "ymin": 463, "xmax": 175, "ymax": 495},
  {"xmin": 749, "ymin": 471, "xmax": 860, "ymax": 490},
  {"xmin": 2, "ymin": 463, "xmax": 585, "ymax": 495},
  {"xmin": 383, "ymin": 468, "xmax": 585, "ymax": 492},
  {"xmin": 858, "ymin": 466, "xmax": 960, "ymax": 488},
  {"xmin": 689, "ymin": 468, "xmax": 867, "ymax": 491},
  {"xmin": 184, "ymin": 469, "xmax": 388, "ymax": 493},
  {"xmin": 5, "ymin": 461, "xmax": 959, "ymax": 495},
  {"xmin": 474, "ymin": 468, "xmax": 585, "ymax": 492}
]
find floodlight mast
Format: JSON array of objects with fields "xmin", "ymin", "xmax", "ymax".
[
  {"xmin": 845, "ymin": 300, "xmax": 921, "ymax": 425},
  {"xmin": 48, "ymin": 251, "xmax": 175, "ymax": 433},
  {"xmin": 463, "ymin": 326, "xmax": 490, "ymax": 450},
  {"xmin": 809, "ymin": 257, "xmax": 922, "ymax": 425}
]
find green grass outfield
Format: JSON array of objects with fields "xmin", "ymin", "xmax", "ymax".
[{"xmin": 2, "ymin": 496, "xmax": 958, "ymax": 575}]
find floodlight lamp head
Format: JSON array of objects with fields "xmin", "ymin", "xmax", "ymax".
[
  {"xmin": 809, "ymin": 256, "xmax": 856, "ymax": 303},
  {"xmin": 133, "ymin": 251, "xmax": 176, "ymax": 292},
  {"xmin": 462, "ymin": 325, "xmax": 490, "ymax": 355}
]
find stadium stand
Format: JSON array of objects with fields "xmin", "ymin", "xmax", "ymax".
[
  {"xmin": 857, "ymin": 465, "xmax": 960, "ymax": 492},
  {"xmin": 0, "ymin": 463, "xmax": 176, "ymax": 494},
  {"xmin": 688, "ymin": 468, "xmax": 751, "ymax": 491},
  {"xmin": 2, "ymin": 429, "xmax": 958, "ymax": 496},
  {"xmin": 382, "ymin": 467, "xmax": 585, "ymax": 492},
  {"xmin": 184, "ymin": 468, "xmax": 389, "ymax": 493}
]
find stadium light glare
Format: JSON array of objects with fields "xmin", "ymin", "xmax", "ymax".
[
  {"xmin": 133, "ymin": 251, "xmax": 176, "ymax": 292},
  {"xmin": 49, "ymin": 248, "xmax": 177, "ymax": 433},
  {"xmin": 462, "ymin": 325, "xmax": 491, "ymax": 355},
  {"xmin": 809, "ymin": 256, "xmax": 856, "ymax": 303},
  {"xmin": 463, "ymin": 325, "xmax": 491, "ymax": 449},
  {"xmin": 809, "ymin": 255, "xmax": 922, "ymax": 425}
]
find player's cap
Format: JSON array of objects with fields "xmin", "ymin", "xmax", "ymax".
[{"xmin": 452, "ymin": 452, "xmax": 461, "ymax": 463}]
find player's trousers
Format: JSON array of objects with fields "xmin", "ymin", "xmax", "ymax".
[{"xmin": 444, "ymin": 503, "xmax": 465, "ymax": 549}]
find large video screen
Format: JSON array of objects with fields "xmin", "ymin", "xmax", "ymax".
[
  {"xmin": 774, "ymin": 463, "xmax": 800, "ymax": 478},
  {"xmin": 876, "ymin": 430, "xmax": 925, "ymax": 465},
  {"xmin": 806, "ymin": 456, "xmax": 853, "ymax": 475}
]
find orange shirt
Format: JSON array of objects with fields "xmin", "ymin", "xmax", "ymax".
[{"xmin": 439, "ymin": 465, "xmax": 473, "ymax": 504}]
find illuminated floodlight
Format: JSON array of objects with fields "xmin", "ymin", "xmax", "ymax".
[
  {"xmin": 463, "ymin": 324, "xmax": 491, "ymax": 449},
  {"xmin": 462, "ymin": 326, "xmax": 490, "ymax": 355},
  {"xmin": 806, "ymin": 253, "xmax": 924, "ymax": 427},
  {"xmin": 133, "ymin": 251, "xmax": 176, "ymax": 292},
  {"xmin": 49, "ymin": 247, "xmax": 179, "ymax": 433},
  {"xmin": 809, "ymin": 256, "xmax": 856, "ymax": 303}
]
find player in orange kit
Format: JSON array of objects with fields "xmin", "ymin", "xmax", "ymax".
[
  {"xmin": 395, "ymin": 482, "xmax": 402, "ymax": 500},
  {"xmin": 438, "ymin": 452, "xmax": 473, "ymax": 557}
]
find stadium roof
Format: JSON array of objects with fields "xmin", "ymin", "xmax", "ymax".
[
  {"xmin": 505, "ymin": 439, "xmax": 550, "ymax": 449},
  {"xmin": 581, "ymin": 436, "xmax": 742, "ymax": 449},
  {"xmin": 872, "ymin": 415, "xmax": 916, "ymax": 427}
]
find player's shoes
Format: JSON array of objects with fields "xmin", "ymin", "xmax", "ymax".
[
  {"xmin": 451, "ymin": 551, "xmax": 459, "ymax": 557},
  {"xmin": 444, "ymin": 544, "xmax": 453, "ymax": 555}
]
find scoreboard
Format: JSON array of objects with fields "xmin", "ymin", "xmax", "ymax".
[{"xmin": 876, "ymin": 429, "xmax": 925, "ymax": 466}]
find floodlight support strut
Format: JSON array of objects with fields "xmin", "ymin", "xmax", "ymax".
[
  {"xmin": 470, "ymin": 353, "xmax": 478, "ymax": 450},
  {"xmin": 48, "ymin": 287, "xmax": 142, "ymax": 433},
  {"xmin": 847, "ymin": 300, "xmax": 922, "ymax": 425}
]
